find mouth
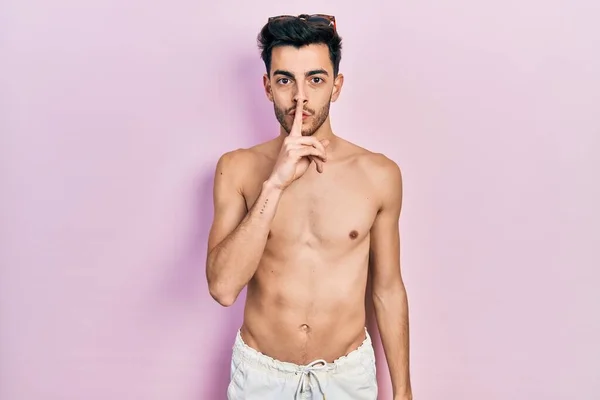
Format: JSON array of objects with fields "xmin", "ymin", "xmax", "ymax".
[{"xmin": 289, "ymin": 112, "xmax": 312, "ymax": 119}]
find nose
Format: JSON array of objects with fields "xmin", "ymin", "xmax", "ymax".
[{"xmin": 293, "ymin": 81, "xmax": 308, "ymax": 106}]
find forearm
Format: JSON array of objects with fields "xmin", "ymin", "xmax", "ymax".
[
  {"xmin": 373, "ymin": 284, "xmax": 412, "ymax": 398},
  {"xmin": 207, "ymin": 180, "xmax": 283, "ymax": 306}
]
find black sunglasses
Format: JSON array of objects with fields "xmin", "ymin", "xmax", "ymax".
[{"xmin": 267, "ymin": 14, "xmax": 337, "ymax": 32}]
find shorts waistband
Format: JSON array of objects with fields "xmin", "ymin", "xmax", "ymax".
[{"xmin": 232, "ymin": 327, "xmax": 373, "ymax": 375}]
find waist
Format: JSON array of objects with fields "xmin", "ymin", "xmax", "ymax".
[
  {"xmin": 239, "ymin": 315, "xmax": 368, "ymax": 364},
  {"xmin": 242, "ymin": 294, "xmax": 366, "ymax": 359},
  {"xmin": 232, "ymin": 327, "xmax": 375, "ymax": 375}
]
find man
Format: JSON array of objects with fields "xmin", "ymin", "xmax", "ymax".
[{"xmin": 206, "ymin": 14, "xmax": 412, "ymax": 400}]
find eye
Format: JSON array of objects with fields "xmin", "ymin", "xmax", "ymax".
[
  {"xmin": 277, "ymin": 78, "xmax": 291, "ymax": 85},
  {"xmin": 311, "ymin": 77, "xmax": 324, "ymax": 84}
]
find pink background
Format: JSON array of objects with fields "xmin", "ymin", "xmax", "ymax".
[{"xmin": 1, "ymin": 1, "xmax": 599, "ymax": 399}]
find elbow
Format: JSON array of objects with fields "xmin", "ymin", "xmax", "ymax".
[
  {"xmin": 209, "ymin": 285, "xmax": 237, "ymax": 307},
  {"xmin": 372, "ymin": 280, "xmax": 407, "ymax": 305},
  {"xmin": 207, "ymin": 275, "xmax": 238, "ymax": 307},
  {"xmin": 205, "ymin": 253, "xmax": 241, "ymax": 307}
]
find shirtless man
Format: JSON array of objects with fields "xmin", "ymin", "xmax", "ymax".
[{"xmin": 206, "ymin": 14, "xmax": 412, "ymax": 400}]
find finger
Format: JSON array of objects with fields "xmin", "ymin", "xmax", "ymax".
[
  {"xmin": 309, "ymin": 156, "xmax": 324, "ymax": 173},
  {"xmin": 284, "ymin": 142, "xmax": 327, "ymax": 160},
  {"xmin": 286, "ymin": 136, "xmax": 329, "ymax": 146},
  {"xmin": 284, "ymin": 142, "xmax": 325, "ymax": 155},
  {"xmin": 286, "ymin": 137, "xmax": 328, "ymax": 160},
  {"xmin": 293, "ymin": 146, "xmax": 327, "ymax": 161},
  {"xmin": 289, "ymin": 99, "xmax": 305, "ymax": 137},
  {"xmin": 292, "ymin": 136, "xmax": 326, "ymax": 154},
  {"xmin": 310, "ymin": 139, "xmax": 329, "ymax": 173}
]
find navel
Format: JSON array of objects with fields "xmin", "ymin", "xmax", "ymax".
[
  {"xmin": 299, "ymin": 324, "xmax": 311, "ymax": 333},
  {"xmin": 349, "ymin": 230, "xmax": 359, "ymax": 239}
]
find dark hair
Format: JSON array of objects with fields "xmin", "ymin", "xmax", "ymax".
[{"xmin": 257, "ymin": 15, "xmax": 343, "ymax": 77}]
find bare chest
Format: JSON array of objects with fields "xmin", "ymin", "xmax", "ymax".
[{"xmin": 243, "ymin": 165, "xmax": 379, "ymax": 249}]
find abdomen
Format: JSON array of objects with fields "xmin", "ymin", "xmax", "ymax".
[{"xmin": 241, "ymin": 244, "xmax": 370, "ymax": 364}]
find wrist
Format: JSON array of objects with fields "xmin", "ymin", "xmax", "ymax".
[
  {"xmin": 394, "ymin": 387, "xmax": 413, "ymax": 400},
  {"xmin": 394, "ymin": 392, "xmax": 413, "ymax": 400},
  {"xmin": 264, "ymin": 178, "xmax": 286, "ymax": 192}
]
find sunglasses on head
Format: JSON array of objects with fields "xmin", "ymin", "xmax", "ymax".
[{"xmin": 268, "ymin": 14, "xmax": 337, "ymax": 32}]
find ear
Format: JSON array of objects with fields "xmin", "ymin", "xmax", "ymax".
[
  {"xmin": 330, "ymin": 73, "xmax": 344, "ymax": 102},
  {"xmin": 263, "ymin": 73, "xmax": 273, "ymax": 102}
]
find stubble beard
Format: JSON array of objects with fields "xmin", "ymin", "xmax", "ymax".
[{"xmin": 274, "ymin": 98, "xmax": 331, "ymax": 137}]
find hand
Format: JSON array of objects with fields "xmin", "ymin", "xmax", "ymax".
[{"xmin": 267, "ymin": 99, "xmax": 329, "ymax": 190}]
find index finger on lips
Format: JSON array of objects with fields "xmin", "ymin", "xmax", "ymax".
[{"xmin": 290, "ymin": 99, "xmax": 305, "ymax": 137}]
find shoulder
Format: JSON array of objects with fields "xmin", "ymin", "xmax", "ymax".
[
  {"xmin": 361, "ymin": 152, "xmax": 402, "ymax": 200},
  {"xmin": 214, "ymin": 148, "xmax": 250, "ymax": 186},
  {"xmin": 216, "ymin": 147, "xmax": 253, "ymax": 172},
  {"xmin": 341, "ymin": 140, "xmax": 402, "ymax": 189},
  {"xmin": 214, "ymin": 141, "xmax": 276, "ymax": 189},
  {"xmin": 344, "ymin": 143, "xmax": 402, "ymax": 210},
  {"xmin": 360, "ymin": 152, "xmax": 401, "ymax": 181},
  {"xmin": 215, "ymin": 140, "xmax": 273, "ymax": 174}
]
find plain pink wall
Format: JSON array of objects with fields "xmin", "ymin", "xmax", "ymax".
[{"xmin": 1, "ymin": 1, "xmax": 599, "ymax": 399}]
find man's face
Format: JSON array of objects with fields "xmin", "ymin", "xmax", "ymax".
[{"xmin": 263, "ymin": 43, "xmax": 343, "ymax": 136}]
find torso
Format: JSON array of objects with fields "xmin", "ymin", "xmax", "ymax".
[{"xmin": 235, "ymin": 136, "xmax": 384, "ymax": 364}]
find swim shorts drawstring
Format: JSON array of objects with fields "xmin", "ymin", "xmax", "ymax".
[{"xmin": 294, "ymin": 359, "xmax": 328, "ymax": 399}]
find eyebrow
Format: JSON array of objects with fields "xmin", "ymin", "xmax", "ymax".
[{"xmin": 273, "ymin": 69, "xmax": 330, "ymax": 78}]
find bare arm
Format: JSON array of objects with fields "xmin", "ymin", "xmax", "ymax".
[
  {"xmin": 206, "ymin": 151, "xmax": 283, "ymax": 306},
  {"xmin": 369, "ymin": 157, "xmax": 412, "ymax": 399},
  {"xmin": 206, "ymin": 100, "xmax": 328, "ymax": 306}
]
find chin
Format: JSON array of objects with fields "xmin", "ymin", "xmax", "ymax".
[{"xmin": 302, "ymin": 125, "xmax": 319, "ymax": 136}]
